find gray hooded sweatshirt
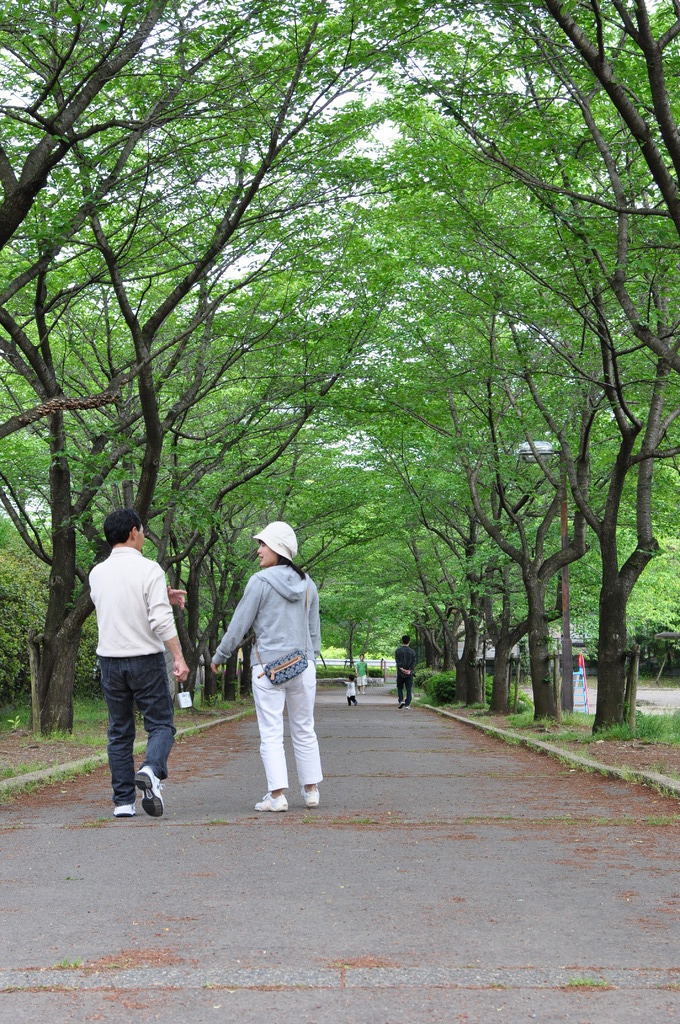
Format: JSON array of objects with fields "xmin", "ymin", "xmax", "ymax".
[{"xmin": 211, "ymin": 566, "xmax": 321, "ymax": 669}]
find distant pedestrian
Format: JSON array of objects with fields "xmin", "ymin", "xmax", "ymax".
[
  {"xmin": 395, "ymin": 634, "xmax": 416, "ymax": 709},
  {"xmin": 210, "ymin": 521, "xmax": 322, "ymax": 811},
  {"xmin": 89, "ymin": 508, "xmax": 189, "ymax": 819},
  {"xmin": 355, "ymin": 653, "xmax": 368, "ymax": 694},
  {"xmin": 380, "ymin": 657, "xmax": 387, "ymax": 684},
  {"xmin": 346, "ymin": 672, "xmax": 358, "ymax": 706}
]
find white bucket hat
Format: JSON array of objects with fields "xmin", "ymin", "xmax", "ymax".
[{"xmin": 253, "ymin": 521, "xmax": 298, "ymax": 561}]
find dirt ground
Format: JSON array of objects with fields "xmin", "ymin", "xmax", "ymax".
[
  {"xmin": 451, "ymin": 707, "xmax": 680, "ymax": 781},
  {"xmin": 0, "ymin": 705, "xmax": 235, "ymax": 780}
]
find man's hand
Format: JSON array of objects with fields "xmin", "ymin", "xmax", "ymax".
[
  {"xmin": 210, "ymin": 661, "xmax": 219, "ymax": 676},
  {"xmin": 167, "ymin": 587, "xmax": 187, "ymax": 610},
  {"xmin": 174, "ymin": 656, "xmax": 190, "ymax": 684}
]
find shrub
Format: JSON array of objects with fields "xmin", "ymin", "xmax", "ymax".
[
  {"xmin": 74, "ymin": 615, "xmax": 101, "ymax": 699},
  {"xmin": 425, "ymin": 671, "xmax": 457, "ymax": 705},
  {"xmin": 315, "ymin": 666, "xmax": 350, "ymax": 680},
  {"xmin": 0, "ymin": 546, "xmax": 49, "ymax": 705},
  {"xmin": 414, "ymin": 666, "xmax": 437, "ymax": 690},
  {"xmin": 513, "ymin": 689, "xmax": 534, "ymax": 714},
  {"xmin": 486, "ymin": 675, "xmax": 533, "ymax": 714}
]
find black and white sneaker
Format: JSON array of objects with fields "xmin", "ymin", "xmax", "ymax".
[
  {"xmin": 135, "ymin": 766, "xmax": 164, "ymax": 817},
  {"xmin": 398, "ymin": 701, "xmax": 405, "ymax": 709}
]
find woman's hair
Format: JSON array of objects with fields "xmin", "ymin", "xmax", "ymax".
[{"xmin": 276, "ymin": 554, "xmax": 306, "ymax": 580}]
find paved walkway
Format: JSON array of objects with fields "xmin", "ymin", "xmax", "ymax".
[{"xmin": 1, "ymin": 688, "xmax": 679, "ymax": 1023}]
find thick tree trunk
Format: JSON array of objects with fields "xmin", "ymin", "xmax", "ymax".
[
  {"xmin": 36, "ymin": 601, "xmax": 90, "ymax": 734},
  {"xmin": 241, "ymin": 640, "xmax": 253, "ymax": 697},
  {"xmin": 483, "ymin": 571, "xmax": 525, "ymax": 715},
  {"xmin": 38, "ymin": 633, "xmax": 79, "ymax": 734},
  {"xmin": 460, "ymin": 607, "xmax": 484, "ymax": 705},
  {"xmin": 36, "ymin": 412, "xmax": 88, "ymax": 734},
  {"xmin": 526, "ymin": 585, "xmax": 556, "ymax": 720},
  {"xmin": 490, "ymin": 636, "xmax": 512, "ymax": 713},
  {"xmin": 416, "ymin": 626, "xmax": 439, "ymax": 669},
  {"xmin": 424, "ymin": 636, "xmax": 438, "ymax": 669},
  {"xmin": 442, "ymin": 635, "xmax": 456, "ymax": 671},
  {"xmin": 593, "ymin": 581, "xmax": 629, "ymax": 731},
  {"xmin": 221, "ymin": 650, "xmax": 238, "ymax": 701}
]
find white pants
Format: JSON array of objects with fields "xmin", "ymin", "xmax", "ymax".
[{"xmin": 251, "ymin": 662, "xmax": 323, "ymax": 792}]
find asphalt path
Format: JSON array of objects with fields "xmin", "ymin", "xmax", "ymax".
[{"xmin": 1, "ymin": 687, "xmax": 679, "ymax": 1024}]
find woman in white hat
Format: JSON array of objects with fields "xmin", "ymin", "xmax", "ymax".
[{"xmin": 210, "ymin": 522, "xmax": 323, "ymax": 811}]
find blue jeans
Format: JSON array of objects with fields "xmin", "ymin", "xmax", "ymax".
[{"xmin": 99, "ymin": 653, "xmax": 176, "ymax": 806}]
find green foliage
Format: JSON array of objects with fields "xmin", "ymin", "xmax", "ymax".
[
  {"xmin": 594, "ymin": 723, "xmax": 634, "ymax": 741},
  {"xmin": 506, "ymin": 710, "xmax": 537, "ymax": 729},
  {"xmin": 0, "ymin": 526, "xmax": 101, "ymax": 705},
  {"xmin": 626, "ymin": 536, "xmax": 680, "ymax": 640},
  {"xmin": 486, "ymin": 676, "xmax": 533, "ymax": 714},
  {"xmin": 320, "ymin": 647, "xmax": 347, "ymax": 661},
  {"xmin": 413, "ymin": 666, "xmax": 437, "ymax": 689},
  {"xmin": 423, "ymin": 671, "xmax": 457, "ymax": 706},
  {"xmin": 315, "ymin": 666, "xmax": 351, "ymax": 680},
  {"xmin": 4, "ymin": 0, "xmax": 680, "ymax": 741},
  {"xmin": 494, "ymin": 696, "xmax": 680, "ymax": 742},
  {"xmin": 74, "ymin": 617, "xmax": 100, "ymax": 699},
  {"xmin": 634, "ymin": 711, "xmax": 680, "ymax": 744},
  {"xmin": 0, "ymin": 541, "xmax": 49, "ymax": 705}
]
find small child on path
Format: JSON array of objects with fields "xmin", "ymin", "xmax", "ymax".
[{"xmin": 346, "ymin": 672, "xmax": 358, "ymax": 706}]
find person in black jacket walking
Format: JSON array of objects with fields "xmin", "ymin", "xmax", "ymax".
[{"xmin": 395, "ymin": 634, "xmax": 416, "ymax": 708}]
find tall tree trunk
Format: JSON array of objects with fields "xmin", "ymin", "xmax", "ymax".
[
  {"xmin": 490, "ymin": 635, "xmax": 512, "ymax": 713},
  {"xmin": 526, "ymin": 583, "xmax": 556, "ymax": 720},
  {"xmin": 593, "ymin": 579, "xmax": 629, "ymax": 731},
  {"xmin": 38, "ymin": 622, "xmax": 81, "ymax": 733},
  {"xmin": 37, "ymin": 593, "xmax": 92, "ymax": 734},
  {"xmin": 36, "ymin": 412, "xmax": 85, "ymax": 734},
  {"xmin": 483, "ymin": 568, "xmax": 527, "ymax": 715},
  {"xmin": 241, "ymin": 640, "xmax": 253, "ymax": 697},
  {"xmin": 418, "ymin": 628, "xmax": 439, "ymax": 669},
  {"xmin": 460, "ymin": 604, "xmax": 483, "ymax": 705}
]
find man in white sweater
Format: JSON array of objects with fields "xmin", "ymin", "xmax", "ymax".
[{"xmin": 89, "ymin": 508, "xmax": 189, "ymax": 818}]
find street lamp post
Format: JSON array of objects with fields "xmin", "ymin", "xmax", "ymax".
[{"xmin": 517, "ymin": 441, "xmax": 573, "ymax": 712}]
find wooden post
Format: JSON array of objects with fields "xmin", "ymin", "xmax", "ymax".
[
  {"xmin": 513, "ymin": 656, "xmax": 520, "ymax": 713},
  {"xmin": 506, "ymin": 658, "xmax": 511, "ymax": 712},
  {"xmin": 552, "ymin": 652, "xmax": 562, "ymax": 725},
  {"xmin": 27, "ymin": 629, "xmax": 42, "ymax": 736},
  {"xmin": 627, "ymin": 644, "xmax": 640, "ymax": 733}
]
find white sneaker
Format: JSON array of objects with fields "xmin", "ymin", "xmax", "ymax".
[
  {"xmin": 301, "ymin": 786, "xmax": 320, "ymax": 808},
  {"xmin": 255, "ymin": 792, "xmax": 288, "ymax": 812},
  {"xmin": 113, "ymin": 803, "xmax": 136, "ymax": 818},
  {"xmin": 135, "ymin": 766, "xmax": 164, "ymax": 817}
]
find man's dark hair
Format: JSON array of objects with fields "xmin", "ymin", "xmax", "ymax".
[
  {"xmin": 401, "ymin": 634, "xmax": 410, "ymax": 645},
  {"xmin": 103, "ymin": 508, "xmax": 142, "ymax": 546}
]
